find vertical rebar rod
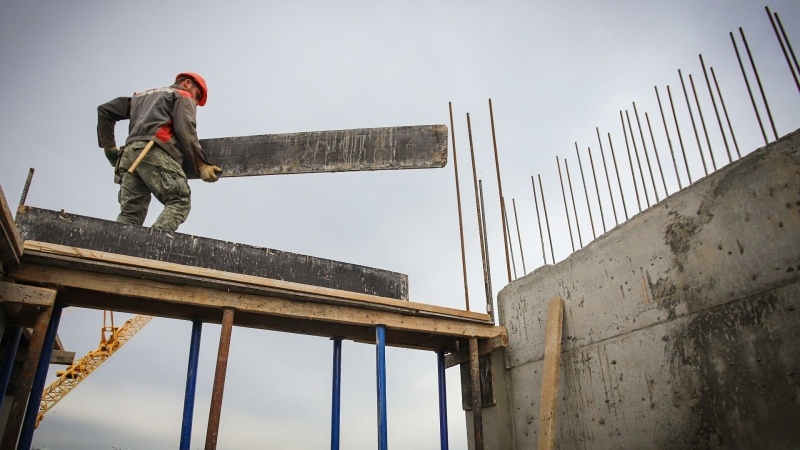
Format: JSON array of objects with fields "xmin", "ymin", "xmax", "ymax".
[
  {"xmin": 436, "ymin": 350, "xmax": 450, "ymax": 450},
  {"xmin": 18, "ymin": 168, "xmax": 34, "ymax": 208},
  {"xmin": 479, "ymin": 180, "xmax": 495, "ymax": 320},
  {"xmin": 488, "ymin": 100, "xmax": 512, "ymax": 283},
  {"xmin": 556, "ymin": 157, "xmax": 575, "ymax": 252},
  {"xmin": 679, "ymin": 69, "xmax": 709, "ymax": 175},
  {"xmin": 376, "ymin": 325, "xmax": 389, "ymax": 450},
  {"xmin": 587, "ymin": 147, "xmax": 606, "ymax": 233},
  {"xmin": 564, "ymin": 160, "xmax": 584, "ymax": 247},
  {"xmin": 645, "ymin": 113, "xmax": 669, "ymax": 196},
  {"xmin": 538, "ymin": 175, "xmax": 556, "ymax": 264},
  {"xmin": 205, "ymin": 308, "xmax": 235, "ymax": 450},
  {"xmin": 689, "ymin": 74, "xmax": 718, "ymax": 171},
  {"xmin": 575, "ymin": 143, "xmax": 596, "ymax": 238},
  {"xmin": 331, "ymin": 337, "xmax": 343, "ymax": 450},
  {"xmin": 596, "ymin": 128, "xmax": 618, "ymax": 225},
  {"xmin": 448, "ymin": 103, "xmax": 469, "ymax": 310},
  {"xmin": 655, "ymin": 87, "xmax": 683, "ymax": 190},
  {"xmin": 633, "ymin": 103, "xmax": 660, "ymax": 201},
  {"xmin": 767, "ymin": 7, "xmax": 800, "ymax": 93},
  {"xmin": 731, "ymin": 32, "xmax": 769, "ymax": 145},
  {"xmin": 700, "ymin": 55, "xmax": 732, "ymax": 164},
  {"xmin": 512, "ymin": 198, "xmax": 527, "ymax": 274},
  {"xmin": 775, "ymin": 12, "xmax": 800, "ymax": 82},
  {"xmin": 466, "ymin": 113, "xmax": 487, "ymax": 313},
  {"xmin": 180, "ymin": 319, "xmax": 203, "ymax": 450},
  {"xmin": 607, "ymin": 134, "xmax": 629, "ymax": 221},
  {"xmin": 17, "ymin": 304, "xmax": 63, "ymax": 450},
  {"xmin": 501, "ymin": 198, "xmax": 518, "ymax": 279},
  {"xmin": 667, "ymin": 85, "xmax": 693, "ymax": 184},
  {"xmin": 531, "ymin": 177, "xmax": 547, "ymax": 265},
  {"xmin": 711, "ymin": 67, "xmax": 741, "ymax": 159},
  {"xmin": 620, "ymin": 111, "xmax": 642, "ymax": 212},
  {"xmin": 740, "ymin": 27, "xmax": 779, "ymax": 141},
  {"xmin": 469, "ymin": 337, "xmax": 484, "ymax": 450},
  {"xmin": 625, "ymin": 111, "xmax": 651, "ymax": 207}
]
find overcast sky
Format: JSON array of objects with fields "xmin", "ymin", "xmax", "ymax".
[{"xmin": 1, "ymin": 1, "xmax": 799, "ymax": 449}]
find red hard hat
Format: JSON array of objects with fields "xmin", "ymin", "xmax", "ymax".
[{"xmin": 176, "ymin": 72, "xmax": 208, "ymax": 106}]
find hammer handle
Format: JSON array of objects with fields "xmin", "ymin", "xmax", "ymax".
[{"xmin": 127, "ymin": 140, "xmax": 156, "ymax": 174}]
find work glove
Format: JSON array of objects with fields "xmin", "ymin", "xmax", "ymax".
[
  {"xmin": 103, "ymin": 147, "xmax": 120, "ymax": 167},
  {"xmin": 199, "ymin": 164, "xmax": 223, "ymax": 183}
]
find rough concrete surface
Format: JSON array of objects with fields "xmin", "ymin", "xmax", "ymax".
[{"xmin": 474, "ymin": 129, "xmax": 800, "ymax": 449}]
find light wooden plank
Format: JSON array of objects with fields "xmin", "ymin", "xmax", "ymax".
[
  {"xmin": 0, "ymin": 184, "xmax": 22, "ymax": 268},
  {"xmin": 0, "ymin": 281, "xmax": 56, "ymax": 307},
  {"xmin": 10, "ymin": 264, "xmax": 505, "ymax": 341},
  {"xmin": 23, "ymin": 241, "xmax": 490, "ymax": 323},
  {"xmin": 537, "ymin": 296, "xmax": 564, "ymax": 450},
  {"xmin": 444, "ymin": 334, "xmax": 508, "ymax": 368}
]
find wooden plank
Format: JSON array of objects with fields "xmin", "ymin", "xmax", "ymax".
[
  {"xmin": 0, "ymin": 184, "xmax": 22, "ymax": 268},
  {"xmin": 469, "ymin": 337, "xmax": 484, "ymax": 450},
  {"xmin": 16, "ymin": 206, "xmax": 408, "ymax": 300},
  {"xmin": 22, "ymin": 241, "xmax": 490, "ymax": 323},
  {"xmin": 9, "ymin": 265, "xmax": 506, "ymax": 344},
  {"xmin": 0, "ymin": 281, "xmax": 57, "ymax": 308},
  {"xmin": 444, "ymin": 334, "xmax": 507, "ymax": 368},
  {"xmin": 197, "ymin": 125, "xmax": 448, "ymax": 178},
  {"xmin": 537, "ymin": 296, "xmax": 564, "ymax": 450}
]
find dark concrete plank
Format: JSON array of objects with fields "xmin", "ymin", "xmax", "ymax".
[
  {"xmin": 197, "ymin": 125, "xmax": 448, "ymax": 178},
  {"xmin": 15, "ymin": 207, "xmax": 408, "ymax": 300}
]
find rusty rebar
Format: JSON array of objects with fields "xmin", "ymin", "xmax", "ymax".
[
  {"xmin": 564, "ymin": 160, "xmax": 584, "ymax": 247},
  {"xmin": 538, "ymin": 174, "xmax": 556, "ymax": 264},
  {"xmin": 587, "ymin": 147, "xmax": 606, "ymax": 233},
  {"xmin": 645, "ymin": 112, "xmax": 669, "ymax": 196},
  {"xmin": 710, "ymin": 68, "xmax": 741, "ymax": 159},
  {"xmin": 19, "ymin": 168, "xmax": 34, "ymax": 208},
  {"xmin": 679, "ymin": 69, "xmax": 709, "ymax": 176},
  {"xmin": 775, "ymin": 12, "xmax": 800, "ymax": 83},
  {"xmin": 512, "ymin": 198, "xmax": 526, "ymax": 274},
  {"xmin": 531, "ymin": 176, "xmax": 547, "ymax": 265},
  {"xmin": 731, "ymin": 31, "xmax": 768, "ymax": 145},
  {"xmin": 655, "ymin": 87, "xmax": 682, "ymax": 190},
  {"xmin": 741, "ymin": 27, "xmax": 779, "ymax": 141},
  {"xmin": 502, "ymin": 198, "xmax": 518, "ymax": 279},
  {"xmin": 478, "ymin": 180, "xmax": 495, "ymax": 321},
  {"xmin": 689, "ymin": 74, "xmax": 717, "ymax": 171},
  {"xmin": 700, "ymin": 55, "xmax": 732, "ymax": 164},
  {"xmin": 596, "ymin": 128, "xmax": 618, "ymax": 225},
  {"xmin": 205, "ymin": 308, "xmax": 235, "ymax": 450},
  {"xmin": 449, "ymin": 103, "xmax": 469, "ymax": 310},
  {"xmin": 467, "ymin": 113, "xmax": 488, "ymax": 313},
  {"xmin": 633, "ymin": 103, "xmax": 660, "ymax": 202},
  {"xmin": 766, "ymin": 7, "xmax": 800, "ymax": 94},
  {"xmin": 575, "ymin": 143, "xmax": 596, "ymax": 239},
  {"xmin": 488, "ymin": 99, "xmax": 512, "ymax": 283},
  {"xmin": 625, "ymin": 110, "xmax": 650, "ymax": 207},
  {"xmin": 667, "ymin": 85, "xmax": 693, "ymax": 184},
  {"xmin": 620, "ymin": 111, "xmax": 642, "ymax": 212},
  {"xmin": 557, "ymin": 157, "xmax": 576, "ymax": 252},
  {"xmin": 607, "ymin": 133, "xmax": 628, "ymax": 221}
]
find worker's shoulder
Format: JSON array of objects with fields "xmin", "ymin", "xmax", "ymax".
[{"xmin": 133, "ymin": 86, "xmax": 187, "ymax": 98}]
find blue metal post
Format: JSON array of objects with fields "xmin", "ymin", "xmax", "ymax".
[
  {"xmin": 436, "ymin": 350, "xmax": 450, "ymax": 450},
  {"xmin": 18, "ymin": 303, "xmax": 63, "ymax": 449},
  {"xmin": 0, "ymin": 326, "xmax": 23, "ymax": 409},
  {"xmin": 179, "ymin": 319, "xmax": 203, "ymax": 450},
  {"xmin": 330, "ymin": 337, "xmax": 342, "ymax": 450},
  {"xmin": 375, "ymin": 325, "xmax": 388, "ymax": 450}
]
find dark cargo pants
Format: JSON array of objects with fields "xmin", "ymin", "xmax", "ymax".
[{"xmin": 117, "ymin": 141, "xmax": 191, "ymax": 232}]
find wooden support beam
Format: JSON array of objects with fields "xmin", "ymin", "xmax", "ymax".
[
  {"xmin": 16, "ymin": 207, "xmax": 409, "ymax": 300},
  {"xmin": 205, "ymin": 308, "xmax": 234, "ymax": 450},
  {"xmin": 0, "ymin": 282, "xmax": 57, "ymax": 308},
  {"xmin": 9, "ymin": 265, "xmax": 505, "ymax": 350},
  {"xmin": 444, "ymin": 334, "xmax": 507, "ymax": 368},
  {"xmin": 469, "ymin": 337, "xmax": 484, "ymax": 450},
  {"xmin": 0, "ymin": 185, "xmax": 22, "ymax": 269},
  {"xmin": 197, "ymin": 125, "xmax": 448, "ymax": 178},
  {"xmin": 537, "ymin": 297, "xmax": 564, "ymax": 450}
]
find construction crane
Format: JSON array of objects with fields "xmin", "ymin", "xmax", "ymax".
[{"xmin": 36, "ymin": 311, "xmax": 153, "ymax": 427}]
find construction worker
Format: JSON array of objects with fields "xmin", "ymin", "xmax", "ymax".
[{"xmin": 97, "ymin": 72, "xmax": 222, "ymax": 232}]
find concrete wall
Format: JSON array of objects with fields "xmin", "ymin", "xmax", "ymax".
[{"xmin": 467, "ymin": 129, "xmax": 800, "ymax": 449}]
